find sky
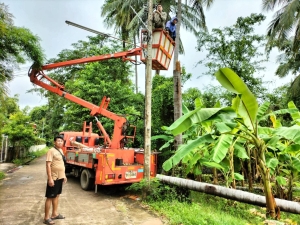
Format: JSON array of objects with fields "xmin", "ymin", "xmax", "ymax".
[{"xmin": 3, "ymin": 0, "xmax": 293, "ymax": 109}]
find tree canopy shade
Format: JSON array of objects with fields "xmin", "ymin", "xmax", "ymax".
[
  {"xmin": 0, "ymin": 3, "xmax": 44, "ymax": 94},
  {"xmin": 0, "ymin": 4, "xmax": 44, "ymax": 151},
  {"xmin": 196, "ymin": 13, "xmax": 268, "ymax": 99}
]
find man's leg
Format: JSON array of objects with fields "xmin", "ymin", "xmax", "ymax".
[
  {"xmin": 44, "ymin": 198, "xmax": 55, "ymax": 224},
  {"xmin": 51, "ymin": 195, "xmax": 59, "ymax": 218}
]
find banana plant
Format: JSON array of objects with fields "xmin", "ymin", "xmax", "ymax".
[
  {"xmin": 256, "ymin": 101, "xmax": 300, "ymax": 200},
  {"xmin": 269, "ymin": 102, "xmax": 300, "ymax": 200},
  {"xmin": 209, "ymin": 68, "xmax": 280, "ymax": 219},
  {"xmin": 162, "ymin": 68, "xmax": 286, "ymax": 219},
  {"xmin": 160, "ymin": 97, "xmax": 239, "ymax": 184}
]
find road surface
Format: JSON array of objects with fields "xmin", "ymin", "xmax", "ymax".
[{"xmin": 0, "ymin": 155, "xmax": 165, "ymax": 225}]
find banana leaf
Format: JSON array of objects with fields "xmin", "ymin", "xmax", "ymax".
[
  {"xmin": 215, "ymin": 68, "xmax": 258, "ymax": 131},
  {"xmin": 275, "ymin": 125, "xmax": 300, "ymax": 144},
  {"xmin": 212, "ymin": 134, "xmax": 234, "ymax": 163},
  {"xmin": 162, "ymin": 134, "xmax": 214, "ymax": 171},
  {"xmin": 163, "ymin": 107, "xmax": 235, "ymax": 136}
]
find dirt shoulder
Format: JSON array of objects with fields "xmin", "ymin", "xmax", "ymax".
[{"xmin": 0, "ymin": 155, "xmax": 166, "ymax": 225}]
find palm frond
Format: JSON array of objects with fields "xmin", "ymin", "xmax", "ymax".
[
  {"xmin": 262, "ymin": 0, "xmax": 282, "ymax": 11},
  {"xmin": 292, "ymin": 18, "xmax": 300, "ymax": 52}
]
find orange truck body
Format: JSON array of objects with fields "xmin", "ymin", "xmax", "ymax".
[{"xmin": 60, "ymin": 128, "xmax": 158, "ymax": 186}]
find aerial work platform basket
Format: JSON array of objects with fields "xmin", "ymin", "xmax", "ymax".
[{"xmin": 141, "ymin": 28, "xmax": 175, "ymax": 70}]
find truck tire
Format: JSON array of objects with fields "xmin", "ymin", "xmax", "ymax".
[
  {"xmin": 80, "ymin": 169, "xmax": 94, "ymax": 190},
  {"xmin": 73, "ymin": 168, "xmax": 80, "ymax": 178}
]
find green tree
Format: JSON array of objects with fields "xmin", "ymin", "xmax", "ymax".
[
  {"xmin": 2, "ymin": 110, "xmax": 37, "ymax": 159},
  {"xmin": 101, "ymin": 0, "xmax": 211, "ymax": 41},
  {"xmin": 0, "ymin": 3, "xmax": 44, "ymax": 146},
  {"xmin": 29, "ymin": 105, "xmax": 49, "ymax": 141},
  {"xmin": 270, "ymin": 38, "xmax": 300, "ymax": 78},
  {"xmin": 197, "ymin": 13, "xmax": 268, "ymax": 99},
  {"xmin": 34, "ymin": 36, "xmax": 145, "ymax": 147},
  {"xmin": 0, "ymin": 95, "xmax": 20, "ymax": 147},
  {"xmin": 182, "ymin": 86, "xmax": 231, "ymax": 110},
  {"xmin": 152, "ymin": 75, "xmax": 174, "ymax": 145},
  {"xmin": 262, "ymin": 1, "xmax": 300, "ymax": 112},
  {"xmin": 0, "ymin": 3, "xmax": 44, "ymax": 87},
  {"xmin": 101, "ymin": 0, "xmax": 143, "ymax": 49},
  {"xmin": 262, "ymin": 0, "xmax": 300, "ymax": 53}
]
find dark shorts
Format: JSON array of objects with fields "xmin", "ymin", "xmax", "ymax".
[{"xmin": 45, "ymin": 178, "xmax": 63, "ymax": 198}]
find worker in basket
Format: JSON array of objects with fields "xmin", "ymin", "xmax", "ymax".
[
  {"xmin": 152, "ymin": 4, "xmax": 167, "ymax": 29},
  {"xmin": 165, "ymin": 17, "xmax": 178, "ymax": 41}
]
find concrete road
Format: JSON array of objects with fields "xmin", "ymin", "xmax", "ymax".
[{"xmin": 0, "ymin": 156, "xmax": 165, "ymax": 225}]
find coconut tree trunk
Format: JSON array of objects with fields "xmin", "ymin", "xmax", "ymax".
[
  {"xmin": 134, "ymin": 34, "xmax": 138, "ymax": 94},
  {"xmin": 156, "ymin": 174, "xmax": 300, "ymax": 214},
  {"xmin": 173, "ymin": 0, "xmax": 182, "ymax": 150}
]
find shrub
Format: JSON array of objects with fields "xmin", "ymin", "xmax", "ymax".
[
  {"xmin": 0, "ymin": 171, "xmax": 5, "ymax": 180},
  {"xmin": 126, "ymin": 178, "xmax": 191, "ymax": 202}
]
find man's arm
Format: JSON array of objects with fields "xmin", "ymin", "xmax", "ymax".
[
  {"xmin": 46, "ymin": 161, "xmax": 54, "ymax": 187},
  {"xmin": 160, "ymin": 12, "xmax": 167, "ymax": 22}
]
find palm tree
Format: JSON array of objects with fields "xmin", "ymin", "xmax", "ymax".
[
  {"xmin": 262, "ymin": 1, "xmax": 300, "ymax": 108},
  {"xmin": 101, "ymin": 0, "xmax": 146, "ymax": 93},
  {"xmin": 262, "ymin": 0, "xmax": 300, "ymax": 53},
  {"xmin": 101, "ymin": 0, "xmax": 213, "ymax": 141},
  {"xmin": 172, "ymin": 0, "xmax": 213, "ymax": 148},
  {"xmin": 101, "ymin": 0, "xmax": 145, "ymax": 49},
  {"xmin": 101, "ymin": 0, "xmax": 212, "ymax": 55}
]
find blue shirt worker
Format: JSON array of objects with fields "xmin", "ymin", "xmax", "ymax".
[{"xmin": 165, "ymin": 17, "xmax": 178, "ymax": 41}]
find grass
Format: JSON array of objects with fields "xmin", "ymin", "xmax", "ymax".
[
  {"xmin": 1, "ymin": 147, "xmax": 49, "ymax": 178},
  {"xmin": 12, "ymin": 147, "xmax": 49, "ymax": 166},
  {"xmin": 145, "ymin": 191, "xmax": 300, "ymax": 225},
  {"xmin": 30, "ymin": 147, "xmax": 49, "ymax": 157},
  {"xmin": 127, "ymin": 179, "xmax": 300, "ymax": 224},
  {"xmin": 0, "ymin": 171, "xmax": 5, "ymax": 180}
]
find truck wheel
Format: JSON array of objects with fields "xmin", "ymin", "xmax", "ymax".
[
  {"xmin": 73, "ymin": 168, "xmax": 80, "ymax": 178},
  {"xmin": 80, "ymin": 169, "xmax": 94, "ymax": 190}
]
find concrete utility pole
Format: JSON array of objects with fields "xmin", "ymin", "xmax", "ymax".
[{"xmin": 144, "ymin": 0, "xmax": 153, "ymax": 183}]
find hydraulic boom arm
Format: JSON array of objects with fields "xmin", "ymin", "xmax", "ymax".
[{"xmin": 28, "ymin": 49, "xmax": 141, "ymax": 148}]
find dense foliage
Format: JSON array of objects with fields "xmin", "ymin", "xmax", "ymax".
[
  {"xmin": 0, "ymin": 3, "xmax": 44, "ymax": 85},
  {"xmin": 197, "ymin": 13, "xmax": 268, "ymax": 100},
  {"xmin": 0, "ymin": 3, "xmax": 44, "ymax": 160},
  {"xmin": 37, "ymin": 36, "xmax": 145, "ymax": 146}
]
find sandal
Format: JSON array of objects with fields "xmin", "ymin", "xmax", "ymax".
[
  {"xmin": 51, "ymin": 214, "xmax": 65, "ymax": 220},
  {"xmin": 43, "ymin": 218, "xmax": 55, "ymax": 224}
]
